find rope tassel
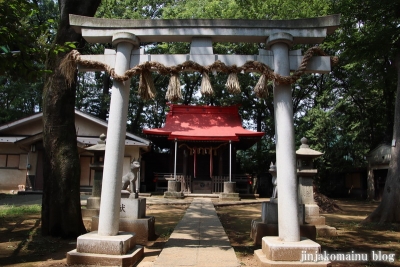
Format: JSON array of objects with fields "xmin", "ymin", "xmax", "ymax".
[
  {"xmin": 166, "ymin": 74, "xmax": 182, "ymax": 102},
  {"xmin": 225, "ymin": 72, "xmax": 241, "ymax": 94},
  {"xmin": 254, "ymin": 74, "xmax": 269, "ymax": 98},
  {"xmin": 138, "ymin": 69, "xmax": 156, "ymax": 100},
  {"xmin": 59, "ymin": 50, "xmax": 80, "ymax": 86},
  {"xmin": 58, "ymin": 46, "xmax": 337, "ymax": 100},
  {"xmin": 200, "ymin": 72, "xmax": 214, "ymax": 96}
]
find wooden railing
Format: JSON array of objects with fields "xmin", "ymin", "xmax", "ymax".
[{"xmin": 211, "ymin": 176, "xmax": 229, "ymax": 192}]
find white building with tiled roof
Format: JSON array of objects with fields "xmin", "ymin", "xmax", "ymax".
[{"xmin": 0, "ymin": 110, "xmax": 150, "ymax": 193}]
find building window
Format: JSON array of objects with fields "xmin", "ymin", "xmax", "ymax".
[{"xmin": 0, "ymin": 154, "xmax": 20, "ymax": 168}]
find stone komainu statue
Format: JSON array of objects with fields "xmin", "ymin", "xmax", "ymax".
[
  {"xmin": 122, "ymin": 159, "xmax": 140, "ymax": 193},
  {"xmin": 271, "ymin": 175, "xmax": 277, "ymax": 198}
]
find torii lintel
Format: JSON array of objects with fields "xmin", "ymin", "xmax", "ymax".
[
  {"xmin": 69, "ymin": 14, "xmax": 340, "ymax": 44},
  {"xmin": 69, "ymin": 15, "xmax": 340, "ymax": 74}
]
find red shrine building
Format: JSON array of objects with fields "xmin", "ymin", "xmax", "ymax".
[{"xmin": 143, "ymin": 104, "xmax": 264, "ymax": 194}]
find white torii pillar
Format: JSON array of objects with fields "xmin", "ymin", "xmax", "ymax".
[
  {"xmin": 267, "ymin": 33, "xmax": 299, "ymax": 242},
  {"xmin": 67, "ymin": 32, "xmax": 144, "ymax": 267},
  {"xmin": 98, "ymin": 32, "xmax": 139, "ymax": 236}
]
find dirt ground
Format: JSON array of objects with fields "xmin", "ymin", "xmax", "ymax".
[
  {"xmin": 0, "ymin": 198, "xmax": 399, "ymax": 267},
  {"xmin": 0, "ymin": 202, "xmax": 189, "ymax": 267},
  {"xmin": 216, "ymin": 199, "xmax": 400, "ymax": 267}
]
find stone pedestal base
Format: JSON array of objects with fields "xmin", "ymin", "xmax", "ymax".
[
  {"xmin": 304, "ymin": 204, "xmax": 325, "ymax": 224},
  {"xmin": 304, "ymin": 204, "xmax": 319, "ymax": 216},
  {"xmin": 261, "ymin": 202, "xmax": 278, "ymax": 224},
  {"xmin": 250, "ymin": 220, "xmax": 316, "ymax": 245},
  {"xmin": 306, "ymin": 215, "xmax": 326, "ymax": 225},
  {"xmin": 315, "ymin": 225, "xmax": 337, "ymax": 237},
  {"xmin": 87, "ymin": 196, "xmax": 101, "ymax": 209},
  {"xmin": 261, "ymin": 201, "xmax": 305, "ymax": 224},
  {"xmin": 120, "ymin": 196, "xmax": 146, "ymax": 219},
  {"xmin": 67, "ymin": 231, "xmax": 143, "ymax": 266},
  {"xmin": 91, "ymin": 216, "xmax": 155, "ymax": 245},
  {"xmin": 255, "ymin": 236, "xmax": 330, "ymax": 266},
  {"xmin": 164, "ymin": 191, "xmax": 184, "ymax": 198},
  {"xmin": 90, "ymin": 197, "xmax": 155, "ymax": 245},
  {"xmin": 219, "ymin": 192, "xmax": 240, "ymax": 201},
  {"xmin": 81, "ymin": 208, "xmax": 99, "ymax": 218},
  {"xmin": 82, "ymin": 196, "xmax": 101, "ymax": 227},
  {"xmin": 304, "ymin": 204, "xmax": 336, "ymax": 237}
]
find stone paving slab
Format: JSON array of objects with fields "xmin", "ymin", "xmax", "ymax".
[{"xmin": 152, "ymin": 198, "xmax": 240, "ymax": 267}]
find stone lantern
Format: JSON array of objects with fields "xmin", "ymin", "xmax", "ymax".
[
  {"xmin": 296, "ymin": 137, "xmax": 327, "ymax": 225},
  {"xmin": 296, "ymin": 137, "xmax": 323, "ymax": 206},
  {"xmin": 84, "ymin": 133, "xmax": 106, "ymax": 212}
]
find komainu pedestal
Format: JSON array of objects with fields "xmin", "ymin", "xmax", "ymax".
[{"xmin": 91, "ymin": 192, "xmax": 155, "ymax": 245}]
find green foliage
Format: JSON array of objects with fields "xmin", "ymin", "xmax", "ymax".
[
  {"xmin": 163, "ymin": 0, "xmax": 244, "ymax": 19},
  {"xmin": 0, "ymin": 0, "xmax": 58, "ymax": 122},
  {"xmin": 52, "ymin": 42, "xmax": 77, "ymax": 55},
  {"xmin": 96, "ymin": 0, "xmax": 174, "ymax": 19},
  {"xmin": 237, "ymin": 0, "xmax": 330, "ymax": 19},
  {"xmin": 0, "ymin": 77, "xmax": 43, "ymax": 124},
  {"xmin": 0, "ymin": 0, "xmax": 57, "ymax": 81},
  {"xmin": 162, "ymin": 0, "xmax": 331, "ymax": 20}
]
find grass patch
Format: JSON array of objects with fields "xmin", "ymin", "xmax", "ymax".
[
  {"xmin": 159, "ymin": 227, "xmax": 174, "ymax": 238},
  {"xmin": 0, "ymin": 204, "xmax": 41, "ymax": 218}
]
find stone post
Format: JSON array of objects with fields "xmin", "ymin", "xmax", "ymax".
[
  {"xmin": 167, "ymin": 180, "xmax": 181, "ymax": 192},
  {"xmin": 98, "ymin": 33, "xmax": 139, "ymax": 236},
  {"xmin": 268, "ymin": 32, "xmax": 300, "ymax": 242},
  {"xmin": 223, "ymin": 181, "xmax": 236, "ymax": 193},
  {"xmin": 219, "ymin": 181, "xmax": 240, "ymax": 201}
]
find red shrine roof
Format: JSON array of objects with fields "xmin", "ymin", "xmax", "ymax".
[{"xmin": 143, "ymin": 105, "xmax": 264, "ymax": 144}]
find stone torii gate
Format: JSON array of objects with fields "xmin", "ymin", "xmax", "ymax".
[{"xmin": 66, "ymin": 14, "xmax": 340, "ymax": 266}]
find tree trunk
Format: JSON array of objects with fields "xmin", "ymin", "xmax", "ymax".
[
  {"xmin": 41, "ymin": 0, "xmax": 101, "ymax": 238},
  {"xmin": 366, "ymin": 165, "xmax": 375, "ymax": 201},
  {"xmin": 364, "ymin": 52, "xmax": 400, "ymax": 223},
  {"xmin": 130, "ymin": 100, "xmax": 144, "ymax": 134},
  {"xmin": 99, "ymin": 73, "xmax": 111, "ymax": 120}
]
